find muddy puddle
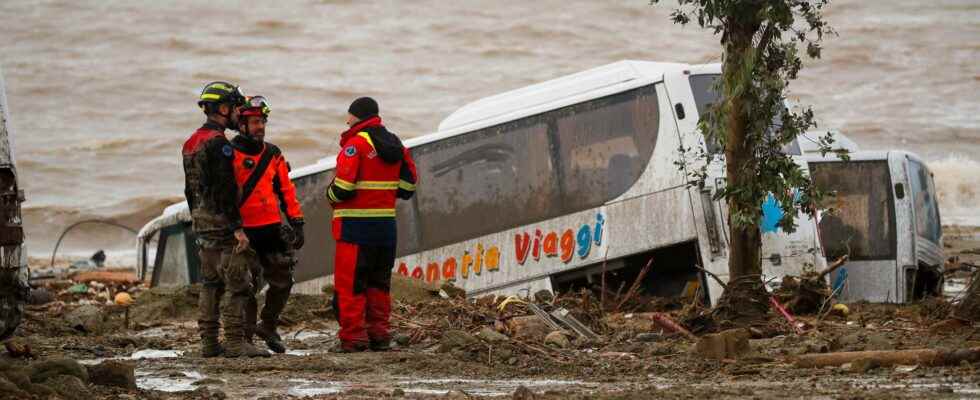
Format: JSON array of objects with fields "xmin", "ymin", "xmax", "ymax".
[{"xmin": 139, "ymin": 373, "xmax": 594, "ymax": 398}]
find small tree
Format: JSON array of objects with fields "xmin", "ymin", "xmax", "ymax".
[{"xmin": 651, "ymin": 0, "xmax": 842, "ymax": 325}]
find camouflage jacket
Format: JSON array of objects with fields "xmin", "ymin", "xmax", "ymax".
[{"xmin": 182, "ymin": 121, "xmax": 242, "ymax": 248}]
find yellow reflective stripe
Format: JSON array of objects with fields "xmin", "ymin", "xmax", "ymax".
[
  {"xmin": 357, "ymin": 132, "xmax": 375, "ymax": 149},
  {"xmin": 334, "ymin": 208, "xmax": 396, "ymax": 218},
  {"xmin": 398, "ymin": 180, "xmax": 416, "ymax": 191},
  {"xmin": 333, "ymin": 178, "xmax": 355, "ymax": 191},
  {"xmin": 327, "ymin": 187, "xmax": 340, "ymax": 203},
  {"xmin": 200, "ymin": 93, "xmax": 222, "ymax": 100},
  {"xmin": 355, "ymin": 180, "xmax": 399, "ymax": 190}
]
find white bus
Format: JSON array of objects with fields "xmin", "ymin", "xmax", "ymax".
[{"xmin": 138, "ymin": 61, "xmax": 827, "ymax": 305}]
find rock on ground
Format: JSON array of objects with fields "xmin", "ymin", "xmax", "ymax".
[
  {"xmin": 65, "ymin": 305, "xmax": 104, "ymax": 334},
  {"xmin": 544, "ymin": 331, "xmax": 571, "ymax": 349},
  {"xmin": 507, "ymin": 316, "xmax": 551, "ymax": 342},
  {"xmin": 86, "ymin": 360, "xmax": 136, "ymax": 389},
  {"xmin": 513, "ymin": 384, "xmax": 536, "ymax": 400},
  {"xmin": 695, "ymin": 328, "xmax": 751, "ymax": 360},
  {"xmin": 438, "ymin": 330, "xmax": 479, "ymax": 353},
  {"xmin": 29, "ymin": 358, "xmax": 89, "ymax": 383},
  {"xmin": 43, "ymin": 374, "xmax": 92, "ymax": 400},
  {"xmin": 477, "ymin": 327, "xmax": 509, "ymax": 344}
]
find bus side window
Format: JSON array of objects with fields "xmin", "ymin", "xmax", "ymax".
[
  {"xmin": 413, "ymin": 121, "xmax": 560, "ymax": 249},
  {"xmin": 555, "ymin": 87, "xmax": 658, "ymax": 210}
]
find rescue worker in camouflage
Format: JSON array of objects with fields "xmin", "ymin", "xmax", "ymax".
[
  {"xmin": 230, "ymin": 96, "xmax": 305, "ymax": 354},
  {"xmin": 327, "ymin": 97, "xmax": 417, "ymax": 352},
  {"xmin": 182, "ymin": 81, "xmax": 268, "ymax": 358}
]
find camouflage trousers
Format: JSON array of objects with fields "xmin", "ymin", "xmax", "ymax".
[
  {"xmin": 244, "ymin": 249, "xmax": 296, "ymax": 337},
  {"xmin": 197, "ymin": 246, "xmax": 262, "ymax": 343}
]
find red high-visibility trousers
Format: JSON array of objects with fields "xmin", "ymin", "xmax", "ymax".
[{"xmin": 333, "ymin": 241, "xmax": 394, "ymax": 344}]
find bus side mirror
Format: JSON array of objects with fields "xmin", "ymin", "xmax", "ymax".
[{"xmin": 894, "ymin": 183, "xmax": 905, "ymax": 199}]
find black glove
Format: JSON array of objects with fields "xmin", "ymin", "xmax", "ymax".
[{"xmin": 288, "ymin": 219, "xmax": 305, "ymax": 250}]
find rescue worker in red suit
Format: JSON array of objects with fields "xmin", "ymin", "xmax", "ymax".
[
  {"xmin": 326, "ymin": 97, "xmax": 417, "ymax": 352},
  {"xmin": 182, "ymin": 82, "xmax": 267, "ymax": 358},
  {"xmin": 230, "ymin": 96, "xmax": 305, "ymax": 354}
]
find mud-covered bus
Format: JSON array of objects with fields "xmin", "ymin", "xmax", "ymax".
[
  {"xmin": 138, "ymin": 61, "xmax": 826, "ymax": 305},
  {"xmin": 804, "ymin": 142, "xmax": 944, "ymax": 303},
  {"xmin": 0, "ymin": 68, "xmax": 29, "ymax": 340}
]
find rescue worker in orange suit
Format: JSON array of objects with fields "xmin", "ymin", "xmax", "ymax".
[
  {"xmin": 230, "ymin": 96, "xmax": 305, "ymax": 354},
  {"xmin": 182, "ymin": 82, "xmax": 266, "ymax": 358},
  {"xmin": 326, "ymin": 97, "xmax": 417, "ymax": 352}
]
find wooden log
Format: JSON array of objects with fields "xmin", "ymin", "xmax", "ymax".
[
  {"xmin": 650, "ymin": 313, "xmax": 696, "ymax": 340},
  {"xmin": 794, "ymin": 347, "xmax": 980, "ymax": 368}
]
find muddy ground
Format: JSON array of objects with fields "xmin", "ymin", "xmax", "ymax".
[{"xmin": 3, "ymin": 226, "xmax": 980, "ymax": 399}]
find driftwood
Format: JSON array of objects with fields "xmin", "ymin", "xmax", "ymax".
[
  {"xmin": 614, "ymin": 257, "xmax": 654, "ymax": 313},
  {"xmin": 794, "ymin": 347, "xmax": 980, "ymax": 368},
  {"xmin": 648, "ymin": 313, "xmax": 696, "ymax": 340},
  {"xmin": 816, "ymin": 255, "xmax": 850, "ymax": 281}
]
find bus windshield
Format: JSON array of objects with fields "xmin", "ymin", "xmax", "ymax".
[
  {"xmin": 689, "ymin": 73, "xmax": 801, "ymax": 156},
  {"xmin": 810, "ymin": 161, "xmax": 897, "ymax": 261}
]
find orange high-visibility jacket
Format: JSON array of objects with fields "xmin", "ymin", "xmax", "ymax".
[
  {"xmin": 327, "ymin": 117, "xmax": 417, "ymax": 246},
  {"xmin": 231, "ymin": 138, "xmax": 303, "ymax": 228}
]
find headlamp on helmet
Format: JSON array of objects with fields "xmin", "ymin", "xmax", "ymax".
[{"xmin": 241, "ymin": 95, "xmax": 271, "ymax": 120}]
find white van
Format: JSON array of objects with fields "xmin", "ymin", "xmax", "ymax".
[
  {"xmin": 138, "ymin": 61, "xmax": 827, "ymax": 305},
  {"xmin": 804, "ymin": 139, "xmax": 944, "ymax": 303}
]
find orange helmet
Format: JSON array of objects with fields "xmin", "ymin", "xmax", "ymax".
[{"xmin": 240, "ymin": 95, "xmax": 271, "ymax": 120}]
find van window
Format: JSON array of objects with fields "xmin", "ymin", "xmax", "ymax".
[
  {"xmin": 909, "ymin": 159, "xmax": 941, "ymax": 244},
  {"xmin": 810, "ymin": 161, "xmax": 897, "ymax": 261},
  {"xmin": 555, "ymin": 86, "xmax": 658, "ymax": 210},
  {"xmin": 413, "ymin": 121, "xmax": 559, "ymax": 249}
]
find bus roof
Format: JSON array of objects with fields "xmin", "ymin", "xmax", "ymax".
[
  {"xmin": 437, "ymin": 60, "xmax": 688, "ymax": 133},
  {"xmin": 292, "ymin": 60, "xmax": 689, "ymax": 179}
]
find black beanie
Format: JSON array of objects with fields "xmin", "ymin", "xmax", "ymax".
[{"xmin": 348, "ymin": 97, "xmax": 379, "ymax": 120}]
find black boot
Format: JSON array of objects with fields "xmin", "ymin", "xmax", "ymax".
[{"xmin": 255, "ymin": 322, "xmax": 286, "ymax": 354}]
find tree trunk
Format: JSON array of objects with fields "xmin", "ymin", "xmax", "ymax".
[{"xmin": 711, "ymin": 17, "xmax": 770, "ymax": 327}]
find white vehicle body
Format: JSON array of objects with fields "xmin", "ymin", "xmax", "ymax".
[
  {"xmin": 138, "ymin": 60, "xmax": 828, "ymax": 305},
  {"xmin": 806, "ymin": 148, "xmax": 944, "ymax": 303}
]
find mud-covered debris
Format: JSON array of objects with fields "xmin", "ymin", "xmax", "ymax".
[
  {"xmin": 66, "ymin": 304, "xmax": 104, "ymax": 333},
  {"xmin": 849, "ymin": 358, "xmax": 881, "ymax": 373},
  {"xmin": 477, "ymin": 327, "xmax": 509, "ymax": 344},
  {"xmin": 0, "ymin": 374, "xmax": 29, "ymax": 399},
  {"xmin": 392, "ymin": 388, "xmax": 406, "ymax": 397},
  {"xmin": 534, "ymin": 290, "xmax": 554, "ymax": 304},
  {"xmin": 29, "ymin": 287, "xmax": 54, "ymax": 305},
  {"xmin": 444, "ymin": 389, "xmax": 474, "ymax": 399},
  {"xmin": 507, "ymin": 316, "xmax": 550, "ymax": 342},
  {"xmin": 513, "ymin": 384, "xmax": 536, "ymax": 400},
  {"xmin": 86, "ymin": 360, "xmax": 135, "ymax": 388},
  {"xmin": 695, "ymin": 328, "xmax": 751, "ymax": 360},
  {"xmin": 43, "ymin": 374, "xmax": 91, "ymax": 400},
  {"xmin": 544, "ymin": 331, "xmax": 571, "ymax": 349},
  {"xmin": 438, "ymin": 330, "xmax": 479, "ymax": 353},
  {"xmin": 29, "ymin": 358, "xmax": 89, "ymax": 383},
  {"xmin": 439, "ymin": 282, "xmax": 466, "ymax": 299},
  {"xmin": 3, "ymin": 337, "xmax": 32, "ymax": 358},
  {"xmin": 635, "ymin": 332, "xmax": 665, "ymax": 342}
]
